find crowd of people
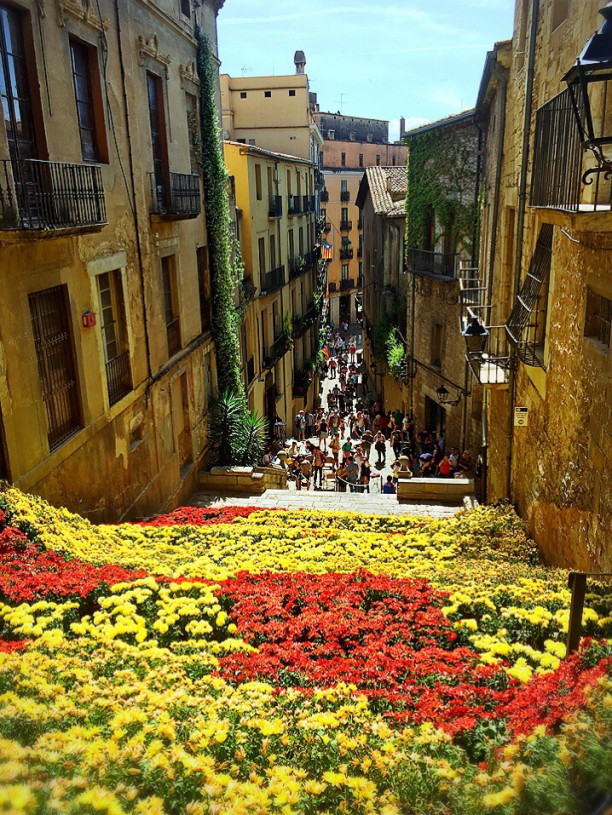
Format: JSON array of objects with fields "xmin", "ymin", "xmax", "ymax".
[{"xmin": 262, "ymin": 324, "xmax": 477, "ymax": 494}]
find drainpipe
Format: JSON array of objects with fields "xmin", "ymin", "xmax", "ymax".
[
  {"xmin": 409, "ymin": 271, "xmax": 416, "ymax": 418},
  {"xmin": 506, "ymin": 0, "xmax": 540, "ymax": 500},
  {"xmin": 113, "ymin": 0, "xmax": 153, "ymax": 384},
  {"xmin": 487, "ymin": 59, "xmax": 509, "ymax": 308}
]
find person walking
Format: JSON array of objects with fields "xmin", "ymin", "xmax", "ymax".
[
  {"xmin": 329, "ymin": 357, "xmax": 337, "ymax": 379},
  {"xmin": 383, "ymin": 475, "xmax": 396, "ymax": 494},
  {"xmin": 330, "ymin": 435, "xmax": 340, "ymax": 467},
  {"xmin": 313, "ymin": 447, "xmax": 325, "ymax": 489},
  {"xmin": 318, "ymin": 417, "xmax": 328, "ymax": 452},
  {"xmin": 374, "ymin": 431, "xmax": 386, "ymax": 467},
  {"xmin": 295, "ymin": 411, "xmax": 305, "ymax": 442}
]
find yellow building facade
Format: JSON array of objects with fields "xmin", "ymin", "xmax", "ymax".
[
  {"xmin": 224, "ymin": 142, "xmax": 322, "ymax": 437},
  {"xmin": 474, "ymin": 0, "xmax": 612, "ymax": 570},
  {"xmin": 0, "ymin": 0, "xmax": 223, "ymax": 521}
]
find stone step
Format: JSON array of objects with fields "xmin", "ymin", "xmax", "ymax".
[{"xmin": 189, "ymin": 489, "xmax": 465, "ymax": 518}]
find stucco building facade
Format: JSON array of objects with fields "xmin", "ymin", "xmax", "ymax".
[
  {"xmin": 224, "ymin": 142, "xmax": 322, "ymax": 437},
  {"xmin": 474, "ymin": 0, "xmax": 612, "ymax": 570},
  {"xmin": 0, "ymin": 0, "xmax": 224, "ymax": 521},
  {"xmin": 316, "ymin": 113, "xmax": 407, "ymax": 327}
]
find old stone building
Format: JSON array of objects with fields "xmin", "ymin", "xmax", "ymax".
[
  {"xmin": 356, "ymin": 166, "xmax": 408, "ymax": 411},
  {"xmin": 474, "ymin": 0, "xmax": 612, "ymax": 570},
  {"xmin": 0, "ymin": 0, "xmax": 224, "ymax": 521},
  {"xmin": 223, "ymin": 142, "xmax": 322, "ymax": 437},
  {"xmin": 315, "ymin": 113, "xmax": 407, "ymax": 327},
  {"xmin": 401, "ymin": 112, "xmax": 483, "ymax": 455}
]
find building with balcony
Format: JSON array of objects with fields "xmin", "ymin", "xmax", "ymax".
[
  {"xmin": 220, "ymin": 52, "xmax": 324, "ymax": 183},
  {"xmin": 223, "ymin": 141, "xmax": 321, "ymax": 434},
  {"xmin": 396, "ymin": 111, "xmax": 482, "ymax": 455},
  {"xmin": 474, "ymin": 0, "xmax": 612, "ymax": 572},
  {"xmin": 0, "ymin": 0, "xmax": 225, "ymax": 521},
  {"xmin": 315, "ymin": 112, "xmax": 407, "ymax": 326}
]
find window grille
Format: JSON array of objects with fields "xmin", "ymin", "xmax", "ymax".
[
  {"xmin": 29, "ymin": 285, "xmax": 82, "ymax": 450},
  {"xmin": 506, "ymin": 223, "xmax": 554, "ymax": 367},
  {"xmin": 585, "ymin": 289, "xmax": 612, "ymax": 351}
]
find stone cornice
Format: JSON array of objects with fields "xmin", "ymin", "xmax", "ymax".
[{"xmin": 56, "ymin": 0, "xmax": 110, "ymax": 31}]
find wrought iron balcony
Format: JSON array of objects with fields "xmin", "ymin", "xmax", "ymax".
[
  {"xmin": 340, "ymin": 220, "xmax": 352, "ymax": 231},
  {"xmin": 340, "ymin": 278, "xmax": 355, "ymax": 291},
  {"xmin": 302, "ymin": 195, "xmax": 310, "ymax": 213},
  {"xmin": 0, "ymin": 158, "xmax": 106, "ymax": 231},
  {"xmin": 288, "ymin": 195, "xmax": 301, "ymax": 215},
  {"xmin": 150, "ymin": 172, "xmax": 201, "ymax": 219},
  {"xmin": 293, "ymin": 304, "xmax": 317, "ymax": 338},
  {"xmin": 465, "ymin": 325, "xmax": 511, "ymax": 386},
  {"xmin": 340, "ymin": 190, "xmax": 350, "ymax": 202},
  {"xmin": 328, "ymin": 282, "xmax": 337, "ymax": 293},
  {"xmin": 268, "ymin": 195, "xmax": 283, "ymax": 218},
  {"xmin": 105, "ymin": 350, "xmax": 132, "ymax": 406},
  {"xmin": 260, "ymin": 265, "xmax": 285, "ymax": 295},
  {"xmin": 321, "ymin": 189, "xmax": 329, "ymax": 202},
  {"xmin": 406, "ymin": 247, "xmax": 457, "ymax": 279},
  {"xmin": 315, "ymin": 169, "xmax": 324, "ymax": 187},
  {"xmin": 289, "ymin": 255, "xmax": 306, "ymax": 280},
  {"xmin": 264, "ymin": 333, "xmax": 291, "ymax": 367},
  {"xmin": 340, "ymin": 248, "xmax": 353, "ymax": 260}
]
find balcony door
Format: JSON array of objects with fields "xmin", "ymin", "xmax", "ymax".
[
  {"xmin": 147, "ymin": 72, "xmax": 169, "ymax": 212},
  {"xmin": 0, "ymin": 4, "xmax": 37, "ymax": 163}
]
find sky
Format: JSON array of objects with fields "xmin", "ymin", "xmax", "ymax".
[{"xmin": 217, "ymin": 0, "xmax": 516, "ymax": 141}]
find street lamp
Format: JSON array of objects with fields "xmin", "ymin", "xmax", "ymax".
[
  {"xmin": 436, "ymin": 385, "xmax": 462, "ymax": 408},
  {"xmin": 462, "ymin": 317, "xmax": 489, "ymax": 355},
  {"xmin": 564, "ymin": 1, "xmax": 612, "ymax": 183}
]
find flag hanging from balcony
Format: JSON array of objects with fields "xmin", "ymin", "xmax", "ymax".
[{"xmin": 322, "ymin": 243, "xmax": 333, "ymax": 260}]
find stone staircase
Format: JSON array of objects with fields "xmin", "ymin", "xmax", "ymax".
[{"xmin": 189, "ymin": 488, "xmax": 471, "ymax": 518}]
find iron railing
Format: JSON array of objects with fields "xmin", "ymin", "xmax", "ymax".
[
  {"xmin": 340, "ymin": 278, "xmax": 354, "ymax": 291},
  {"xmin": 585, "ymin": 290, "xmax": 612, "ymax": 349},
  {"xmin": 288, "ymin": 195, "xmax": 301, "ymax": 215},
  {"xmin": 406, "ymin": 247, "xmax": 457, "ymax": 279},
  {"xmin": 340, "ymin": 248, "xmax": 353, "ymax": 260},
  {"xmin": 268, "ymin": 195, "xmax": 283, "ymax": 218},
  {"xmin": 166, "ymin": 317, "xmax": 182, "ymax": 357},
  {"xmin": 340, "ymin": 220, "xmax": 352, "ymax": 231},
  {"xmin": 531, "ymin": 88, "xmax": 589, "ymax": 212},
  {"xmin": 0, "ymin": 158, "xmax": 106, "ymax": 230},
  {"xmin": 321, "ymin": 189, "xmax": 329, "ymax": 202},
  {"xmin": 506, "ymin": 223, "xmax": 554, "ymax": 368},
  {"xmin": 289, "ymin": 256, "xmax": 306, "ymax": 280},
  {"xmin": 260, "ymin": 265, "xmax": 285, "ymax": 295},
  {"xmin": 302, "ymin": 195, "xmax": 310, "ymax": 213},
  {"xmin": 106, "ymin": 350, "xmax": 132, "ymax": 406},
  {"xmin": 465, "ymin": 326, "xmax": 511, "ymax": 386},
  {"xmin": 150, "ymin": 172, "xmax": 201, "ymax": 218},
  {"xmin": 340, "ymin": 190, "xmax": 350, "ymax": 202}
]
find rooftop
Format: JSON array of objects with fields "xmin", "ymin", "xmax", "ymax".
[
  {"xmin": 403, "ymin": 109, "xmax": 475, "ymax": 139},
  {"xmin": 223, "ymin": 140, "xmax": 314, "ymax": 167},
  {"xmin": 357, "ymin": 166, "xmax": 407, "ymax": 217}
]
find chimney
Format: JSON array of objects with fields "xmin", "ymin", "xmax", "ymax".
[
  {"xmin": 400, "ymin": 117, "xmax": 406, "ymax": 140},
  {"xmin": 294, "ymin": 50, "xmax": 306, "ymax": 75}
]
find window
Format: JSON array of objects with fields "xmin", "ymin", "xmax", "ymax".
[
  {"xmin": 197, "ymin": 247, "xmax": 211, "ymax": 333},
  {"xmin": 97, "ymin": 270, "xmax": 131, "ymax": 405},
  {"xmin": 321, "ymin": 208, "xmax": 326, "ymax": 220},
  {"xmin": 341, "ymin": 152, "xmax": 346, "ymax": 167},
  {"xmin": 341, "ymin": 236, "xmax": 350, "ymax": 250},
  {"xmin": 431, "ymin": 324, "xmax": 443, "ymax": 369},
  {"xmin": 289, "ymin": 89, "xmax": 296, "ymax": 97},
  {"xmin": 341, "ymin": 179, "xmax": 348, "ymax": 193},
  {"xmin": 392, "ymin": 156, "xmax": 396, "ymax": 166},
  {"xmin": 328, "ymin": 130, "xmax": 335, "ymax": 140},
  {"xmin": 161, "ymin": 256, "xmax": 181, "ymax": 358},
  {"xmin": 264, "ymin": 91, "xmax": 271, "ymax": 98},
  {"xmin": 359, "ymin": 261, "xmax": 363, "ymax": 277},
  {"xmin": 0, "ymin": 3, "xmax": 38, "ymax": 161},
  {"xmin": 551, "ymin": 0, "xmax": 568, "ymax": 31},
  {"xmin": 240, "ymin": 91, "xmax": 247, "ymax": 99},
  {"xmin": 147, "ymin": 72, "xmax": 168, "ymax": 202},
  {"xmin": 376, "ymin": 154, "xmax": 381, "ymax": 166},
  {"xmin": 185, "ymin": 92, "xmax": 199, "ymax": 174},
  {"xmin": 237, "ymin": 138, "xmax": 246, "ymax": 144},
  {"xmin": 248, "ymin": 138, "xmax": 256, "ymax": 145},
  {"xmin": 298, "ymin": 227, "xmax": 304, "ymax": 256},
  {"xmin": 367, "ymin": 133, "xmax": 373, "ymax": 143},
  {"xmin": 258, "ymin": 237, "xmax": 266, "ymax": 277},
  {"xmin": 341, "ymin": 207, "xmax": 348, "ymax": 222},
  {"xmin": 70, "ymin": 38, "xmax": 106, "ymax": 162},
  {"xmin": 359, "ymin": 153, "xmax": 363, "ymax": 168},
  {"xmin": 180, "ymin": 0, "xmax": 190, "ymax": 17},
  {"xmin": 585, "ymin": 288, "xmax": 611, "ymax": 351},
  {"xmin": 288, "ymin": 229, "xmax": 294, "ymax": 259},
  {"xmin": 342, "ymin": 264, "xmax": 349, "ymax": 280},
  {"xmin": 29, "ymin": 285, "xmax": 82, "ymax": 450},
  {"xmin": 255, "ymin": 164, "xmax": 262, "ymax": 200}
]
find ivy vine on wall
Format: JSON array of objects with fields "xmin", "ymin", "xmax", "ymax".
[
  {"xmin": 405, "ymin": 126, "xmax": 481, "ymax": 259},
  {"xmin": 195, "ymin": 28, "xmax": 244, "ymax": 400}
]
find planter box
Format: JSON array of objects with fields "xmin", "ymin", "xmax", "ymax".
[
  {"xmin": 199, "ymin": 466, "xmax": 287, "ymax": 495},
  {"xmin": 397, "ymin": 476, "xmax": 474, "ymax": 504}
]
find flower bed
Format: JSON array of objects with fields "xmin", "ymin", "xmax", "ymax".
[{"xmin": 0, "ymin": 487, "xmax": 610, "ymax": 814}]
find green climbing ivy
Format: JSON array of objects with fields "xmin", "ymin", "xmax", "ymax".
[
  {"xmin": 405, "ymin": 127, "xmax": 480, "ymax": 259},
  {"xmin": 196, "ymin": 29, "xmax": 244, "ymax": 399}
]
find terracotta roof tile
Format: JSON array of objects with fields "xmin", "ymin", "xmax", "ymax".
[{"xmin": 365, "ymin": 166, "xmax": 407, "ymax": 217}]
